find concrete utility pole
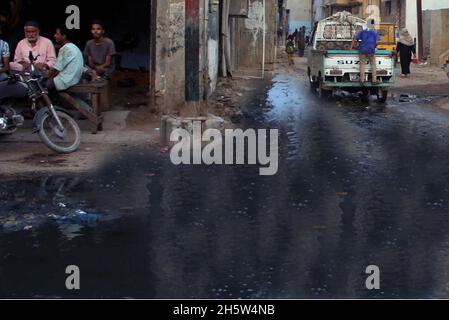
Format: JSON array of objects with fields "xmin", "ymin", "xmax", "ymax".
[
  {"xmin": 416, "ymin": 0, "xmax": 423, "ymax": 59},
  {"xmin": 262, "ymin": 0, "xmax": 266, "ymax": 79}
]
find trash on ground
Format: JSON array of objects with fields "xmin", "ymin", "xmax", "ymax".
[{"xmin": 1, "ymin": 207, "xmax": 103, "ymax": 233}]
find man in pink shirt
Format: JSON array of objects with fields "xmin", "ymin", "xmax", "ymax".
[{"xmin": 10, "ymin": 21, "xmax": 56, "ymax": 72}]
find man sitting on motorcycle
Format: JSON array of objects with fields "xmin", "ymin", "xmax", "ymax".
[
  {"xmin": 10, "ymin": 21, "xmax": 56, "ymax": 73},
  {"xmin": 45, "ymin": 25, "xmax": 84, "ymax": 91}
]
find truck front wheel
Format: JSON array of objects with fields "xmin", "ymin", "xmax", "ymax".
[
  {"xmin": 308, "ymin": 69, "xmax": 318, "ymax": 92},
  {"xmin": 318, "ymin": 78, "xmax": 327, "ymax": 98},
  {"xmin": 310, "ymin": 77, "xmax": 318, "ymax": 92},
  {"xmin": 361, "ymin": 89, "xmax": 370, "ymax": 103}
]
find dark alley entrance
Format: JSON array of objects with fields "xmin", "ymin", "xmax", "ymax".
[{"xmin": 0, "ymin": 0, "xmax": 157, "ymax": 113}]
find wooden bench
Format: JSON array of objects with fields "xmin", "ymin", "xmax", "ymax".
[{"xmin": 57, "ymin": 80, "xmax": 109, "ymax": 134}]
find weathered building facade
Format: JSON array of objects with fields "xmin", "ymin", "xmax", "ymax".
[
  {"xmin": 154, "ymin": 0, "xmax": 220, "ymax": 114},
  {"xmin": 379, "ymin": 0, "xmax": 406, "ymax": 27},
  {"xmin": 154, "ymin": 0, "xmax": 278, "ymax": 115},
  {"xmin": 227, "ymin": 0, "xmax": 277, "ymax": 76},
  {"xmin": 286, "ymin": 0, "xmax": 313, "ymax": 33},
  {"xmin": 423, "ymin": 5, "xmax": 449, "ymax": 65},
  {"xmin": 277, "ymin": 0, "xmax": 288, "ymax": 45},
  {"xmin": 312, "ymin": 0, "xmax": 326, "ymax": 25}
]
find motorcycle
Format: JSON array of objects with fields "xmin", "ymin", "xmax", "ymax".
[{"xmin": 0, "ymin": 51, "xmax": 81, "ymax": 154}]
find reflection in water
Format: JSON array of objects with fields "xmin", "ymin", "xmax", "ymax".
[{"xmin": 1, "ymin": 73, "xmax": 449, "ymax": 299}]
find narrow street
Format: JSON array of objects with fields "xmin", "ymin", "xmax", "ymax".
[{"xmin": 1, "ymin": 59, "xmax": 449, "ymax": 299}]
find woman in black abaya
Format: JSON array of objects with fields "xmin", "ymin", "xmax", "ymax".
[{"xmin": 396, "ymin": 29, "xmax": 416, "ymax": 78}]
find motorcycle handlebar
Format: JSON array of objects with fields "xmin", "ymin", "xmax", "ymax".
[{"xmin": 28, "ymin": 51, "xmax": 40, "ymax": 73}]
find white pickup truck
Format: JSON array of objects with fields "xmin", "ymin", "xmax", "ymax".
[{"xmin": 307, "ymin": 12, "xmax": 395, "ymax": 102}]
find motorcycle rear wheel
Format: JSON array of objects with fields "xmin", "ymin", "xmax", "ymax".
[{"xmin": 38, "ymin": 110, "xmax": 81, "ymax": 154}]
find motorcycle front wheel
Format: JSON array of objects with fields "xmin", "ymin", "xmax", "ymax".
[
  {"xmin": 0, "ymin": 105, "xmax": 19, "ymax": 135},
  {"xmin": 38, "ymin": 110, "xmax": 81, "ymax": 154}
]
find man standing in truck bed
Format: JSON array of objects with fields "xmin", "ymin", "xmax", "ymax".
[{"xmin": 351, "ymin": 19, "xmax": 381, "ymax": 85}]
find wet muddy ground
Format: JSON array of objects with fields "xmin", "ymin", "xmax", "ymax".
[{"xmin": 1, "ymin": 66, "xmax": 449, "ymax": 298}]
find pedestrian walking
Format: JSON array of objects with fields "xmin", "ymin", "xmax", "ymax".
[
  {"xmin": 286, "ymin": 35, "xmax": 295, "ymax": 66},
  {"xmin": 396, "ymin": 28, "xmax": 416, "ymax": 78},
  {"xmin": 297, "ymin": 26, "xmax": 306, "ymax": 57},
  {"xmin": 293, "ymin": 29, "xmax": 299, "ymax": 54},
  {"xmin": 293, "ymin": 29, "xmax": 298, "ymax": 40},
  {"xmin": 278, "ymin": 27, "xmax": 284, "ymax": 44}
]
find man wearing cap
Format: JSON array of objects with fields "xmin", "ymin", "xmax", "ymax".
[{"xmin": 10, "ymin": 21, "xmax": 56, "ymax": 72}]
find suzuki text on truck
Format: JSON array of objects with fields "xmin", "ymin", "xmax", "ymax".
[{"xmin": 308, "ymin": 12, "xmax": 396, "ymax": 103}]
